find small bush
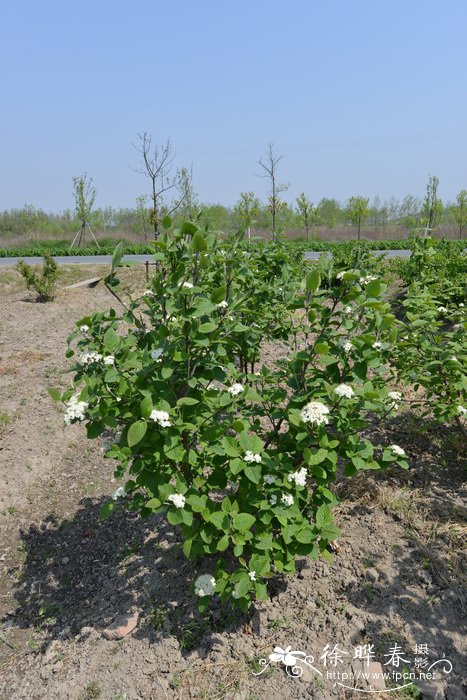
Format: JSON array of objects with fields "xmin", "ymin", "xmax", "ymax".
[{"xmin": 16, "ymin": 252, "xmax": 61, "ymax": 301}]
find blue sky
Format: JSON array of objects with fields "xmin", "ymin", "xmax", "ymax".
[{"xmin": 1, "ymin": 0, "xmax": 466, "ymax": 211}]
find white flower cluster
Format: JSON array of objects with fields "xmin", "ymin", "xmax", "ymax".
[
  {"xmin": 334, "ymin": 384, "xmax": 354, "ymax": 399},
  {"xmin": 248, "ymin": 571, "xmax": 256, "ymax": 581},
  {"xmin": 269, "ymin": 493, "xmax": 294, "ymax": 507},
  {"xmin": 388, "ymin": 390, "xmax": 402, "ymax": 408},
  {"xmin": 390, "ymin": 444, "xmax": 406, "ymax": 457},
  {"xmin": 144, "ymin": 289, "xmax": 156, "ymax": 297},
  {"xmin": 287, "ymin": 467, "xmax": 307, "ymax": 487},
  {"xmin": 360, "ymin": 274, "xmax": 377, "ymax": 285},
  {"xmin": 149, "ymin": 409, "xmax": 171, "ymax": 427},
  {"xmin": 182, "ymin": 281, "xmax": 194, "ymax": 289},
  {"xmin": 343, "ymin": 341, "xmax": 354, "ymax": 354},
  {"xmin": 263, "ymin": 474, "xmax": 275, "ymax": 485},
  {"xmin": 437, "ymin": 306, "xmax": 447, "ymax": 313},
  {"xmin": 244, "ymin": 451, "xmax": 261, "ymax": 463},
  {"xmin": 228, "ymin": 383, "xmax": 244, "ymax": 396},
  {"xmin": 104, "ymin": 355, "xmax": 115, "ymax": 366},
  {"xmin": 457, "ymin": 405, "xmax": 467, "ymax": 417},
  {"xmin": 300, "ymin": 400, "xmax": 330, "ymax": 426},
  {"xmin": 372, "ymin": 341, "xmax": 382, "ymax": 350},
  {"xmin": 217, "ymin": 300, "xmax": 228, "ymax": 309},
  {"xmin": 194, "ymin": 574, "xmax": 216, "ymax": 597},
  {"xmin": 336, "ymin": 271, "xmax": 346, "ymax": 280},
  {"xmin": 64, "ymin": 394, "xmax": 88, "ymax": 425},
  {"xmin": 168, "ymin": 493, "xmax": 186, "ymax": 508},
  {"xmin": 80, "ymin": 351, "xmax": 102, "ymax": 366},
  {"xmin": 150, "ymin": 348, "xmax": 163, "ymax": 362},
  {"xmin": 79, "ymin": 324, "xmax": 89, "ymax": 333}
]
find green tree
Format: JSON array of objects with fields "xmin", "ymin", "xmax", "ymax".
[
  {"xmin": 346, "ymin": 196, "xmax": 370, "ymax": 240},
  {"xmin": 295, "ymin": 193, "xmax": 320, "ymax": 240},
  {"xmin": 422, "ymin": 175, "xmax": 443, "ymax": 233},
  {"xmin": 451, "ymin": 189, "xmax": 467, "ymax": 239},
  {"xmin": 317, "ymin": 198, "xmax": 343, "ymax": 228},
  {"xmin": 175, "ymin": 167, "xmax": 201, "ymax": 222},
  {"xmin": 234, "ymin": 192, "xmax": 261, "ymax": 240},
  {"xmin": 71, "ymin": 173, "xmax": 99, "ymax": 247}
]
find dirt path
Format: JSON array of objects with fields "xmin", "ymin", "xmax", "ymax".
[{"xmin": 0, "ymin": 270, "xmax": 465, "ymax": 700}]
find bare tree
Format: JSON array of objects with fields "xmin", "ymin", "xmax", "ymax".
[
  {"xmin": 258, "ymin": 142, "xmax": 289, "ymax": 242},
  {"xmin": 133, "ymin": 132, "xmax": 184, "ymax": 239}
]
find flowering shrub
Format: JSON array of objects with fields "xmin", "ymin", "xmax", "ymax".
[
  {"xmin": 392, "ymin": 285, "xmax": 466, "ymax": 432},
  {"xmin": 54, "ymin": 221, "xmax": 412, "ymax": 611}
]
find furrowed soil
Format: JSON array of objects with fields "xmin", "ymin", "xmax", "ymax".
[{"xmin": 0, "ymin": 266, "xmax": 465, "ymax": 700}]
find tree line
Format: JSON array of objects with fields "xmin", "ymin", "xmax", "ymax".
[{"xmin": 1, "ymin": 138, "xmax": 465, "ymax": 243}]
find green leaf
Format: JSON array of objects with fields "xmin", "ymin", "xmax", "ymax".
[
  {"xmin": 48, "ymin": 387, "xmax": 61, "ymax": 402},
  {"xmin": 296, "ymin": 526, "xmax": 315, "ymax": 544},
  {"xmin": 186, "ymin": 494, "xmax": 208, "ymax": 512},
  {"xmin": 216, "ymin": 534, "xmax": 229, "ymax": 551},
  {"xmin": 87, "ymin": 422, "xmax": 104, "ymax": 439},
  {"xmin": 182, "ymin": 221, "xmax": 198, "ymax": 237},
  {"xmin": 111, "ymin": 241, "xmax": 125, "ymax": 274},
  {"xmin": 146, "ymin": 497, "xmax": 162, "ymax": 510},
  {"xmin": 255, "ymin": 582, "xmax": 269, "ymax": 601},
  {"xmin": 366, "ymin": 279, "xmax": 385, "ymax": 298},
  {"xmin": 100, "ymin": 501, "xmax": 114, "ymax": 521},
  {"xmin": 314, "ymin": 342, "xmax": 329, "ymax": 355},
  {"xmin": 232, "ymin": 513, "xmax": 256, "ymax": 531},
  {"xmin": 127, "ymin": 420, "xmax": 147, "ymax": 447},
  {"xmin": 162, "ymin": 215, "xmax": 172, "ymax": 229},
  {"xmin": 321, "ymin": 524, "xmax": 341, "ymax": 540},
  {"xmin": 306, "ymin": 269, "xmax": 321, "ymax": 293},
  {"xmin": 180, "ymin": 509, "xmax": 193, "ymax": 526},
  {"xmin": 211, "ymin": 286, "xmax": 226, "ymax": 303},
  {"xmin": 191, "ymin": 230, "xmax": 207, "ymax": 252},
  {"xmin": 209, "ymin": 511, "xmax": 228, "ymax": 530},
  {"xmin": 244, "ymin": 464, "xmax": 261, "ymax": 484},
  {"xmin": 177, "ymin": 397, "xmax": 200, "ymax": 406},
  {"xmin": 306, "ymin": 448, "xmax": 328, "ymax": 465},
  {"xmin": 198, "ymin": 322, "xmax": 217, "ymax": 333},
  {"xmin": 167, "ymin": 509, "xmax": 183, "ymax": 525},
  {"xmin": 140, "ymin": 396, "xmax": 153, "ymax": 418},
  {"xmin": 103, "ymin": 327, "xmax": 119, "ymax": 351},
  {"xmin": 315, "ymin": 504, "xmax": 332, "ymax": 528}
]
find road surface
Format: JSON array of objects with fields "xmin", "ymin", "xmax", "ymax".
[{"xmin": 0, "ymin": 250, "xmax": 412, "ymax": 267}]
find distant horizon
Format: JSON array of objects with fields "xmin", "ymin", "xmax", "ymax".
[
  {"xmin": 0, "ymin": 181, "xmax": 462, "ymax": 216},
  {"xmin": 1, "ymin": 1, "xmax": 466, "ymax": 211}
]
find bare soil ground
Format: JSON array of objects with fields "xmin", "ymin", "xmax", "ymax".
[{"xmin": 0, "ymin": 266, "xmax": 465, "ymax": 700}]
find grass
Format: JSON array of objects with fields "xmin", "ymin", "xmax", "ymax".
[
  {"xmin": 81, "ymin": 681, "xmax": 102, "ymax": 699},
  {"xmin": 172, "ymin": 659, "xmax": 251, "ymax": 700},
  {"xmin": 147, "ymin": 605, "xmax": 166, "ymax": 632},
  {"xmin": 0, "ymin": 411, "xmax": 12, "ymax": 435}
]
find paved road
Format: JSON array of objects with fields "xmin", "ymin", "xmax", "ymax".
[{"xmin": 0, "ymin": 250, "xmax": 412, "ymax": 267}]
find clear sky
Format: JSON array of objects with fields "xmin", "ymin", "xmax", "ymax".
[{"xmin": 1, "ymin": 0, "xmax": 466, "ymax": 211}]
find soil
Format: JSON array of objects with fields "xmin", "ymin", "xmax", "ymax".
[{"xmin": 0, "ymin": 266, "xmax": 465, "ymax": 700}]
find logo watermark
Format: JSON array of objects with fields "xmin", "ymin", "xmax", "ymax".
[{"xmin": 252, "ymin": 642, "xmax": 453, "ymax": 694}]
